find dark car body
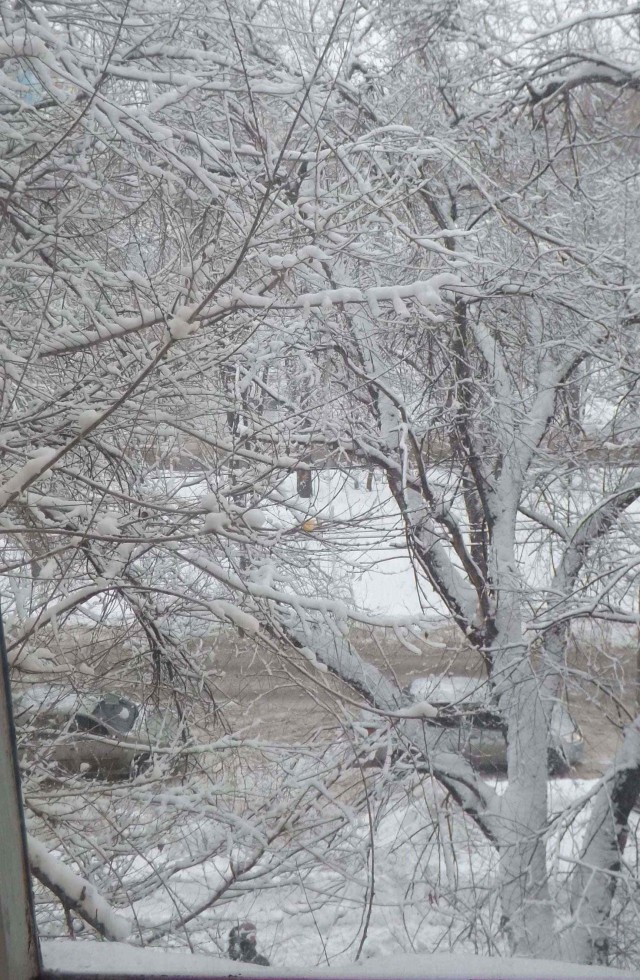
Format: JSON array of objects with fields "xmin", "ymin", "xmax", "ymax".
[
  {"xmin": 14, "ymin": 685, "xmax": 180, "ymax": 779},
  {"xmin": 406, "ymin": 675, "xmax": 583, "ymax": 774},
  {"xmin": 352, "ymin": 675, "xmax": 583, "ymax": 776}
]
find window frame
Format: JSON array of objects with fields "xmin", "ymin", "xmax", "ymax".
[{"xmin": 0, "ymin": 605, "xmax": 40, "ymax": 980}]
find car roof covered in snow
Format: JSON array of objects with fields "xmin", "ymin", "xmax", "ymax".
[
  {"xmin": 12, "ymin": 683, "xmax": 85, "ymax": 718},
  {"xmin": 408, "ymin": 674, "xmax": 491, "ymax": 706}
]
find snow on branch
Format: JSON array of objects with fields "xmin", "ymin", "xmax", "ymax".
[
  {"xmin": 514, "ymin": 348, "xmax": 597, "ymax": 479},
  {"xmin": 511, "ymin": 4, "xmax": 640, "ymax": 49},
  {"xmin": 0, "ymin": 449, "xmax": 57, "ymax": 509},
  {"xmin": 176, "ymin": 548, "xmax": 428, "ymax": 629},
  {"xmin": 275, "ymin": 605, "xmax": 499, "ymax": 839},
  {"xmin": 543, "ymin": 466, "xmax": 640, "ymax": 603},
  {"xmin": 40, "ymin": 276, "xmax": 469, "ymax": 355},
  {"xmin": 400, "ymin": 488, "xmax": 480, "ymax": 631},
  {"xmin": 7, "ymin": 584, "xmax": 116, "ymax": 661},
  {"xmin": 527, "ymin": 59, "xmax": 640, "ymax": 104},
  {"xmin": 28, "ymin": 835, "xmax": 130, "ymax": 941}
]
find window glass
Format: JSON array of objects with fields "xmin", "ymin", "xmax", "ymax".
[{"xmin": 2, "ymin": 2, "xmax": 640, "ymax": 977}]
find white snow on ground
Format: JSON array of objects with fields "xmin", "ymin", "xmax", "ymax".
[
  {"xmin": 145, "ymin": 466, "xmax": 640, "ymax": 624},
  {"xmin": 36, "ymin": 777, "xmax": 634, "ymax": 973},
  {"xmin": 14, "ymin": 466, "xmax": 640, "ymax": 633},
  {"xmin": 174, "ymin": 467, "xmax": 443, "ymax": 619},
  {"xmin": 58, "ymin": 468, "xmax": 442, "ymax": 630},
  {"xmin": 289, "ymin": 469, "xmax": 437, "ymax": 618}
]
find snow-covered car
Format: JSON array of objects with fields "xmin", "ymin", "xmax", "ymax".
[
  {"xmin": 352, "ymin": 675, "xmax": 583, "ymax": 776},
  {"xmin": 404, "ymin": 675, "xmax": 583, "ymax": 775},
  {"xmin": 14, "ymin": 685, "xmax": 181, "ymax": 779}
]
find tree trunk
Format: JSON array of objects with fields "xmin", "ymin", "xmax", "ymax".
[
  {"xmin": 486, "ymin": 512, "xmax": 557, "ymax": 958},
  {"xmin": 489, "ymin": 645, "xmax": 557, "ymax": 957}
]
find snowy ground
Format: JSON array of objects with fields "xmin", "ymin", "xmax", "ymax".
[
  {"xmin": 33, "ymin": 773, "xmax": 640, "ymax": 973},
  {"xmin": 35, "ymin": 464, "xmax": 640, "ymax": 634},
  {"xmin": 13, "ymin": 466, "xmax": 640, "ymax": 637}
]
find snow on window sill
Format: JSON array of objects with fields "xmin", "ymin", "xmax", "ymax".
[
  {"xmin": 41, "ymin": 940, "xmax": 271, "ymax": 977},
  {"xmin": 39, "ymin": 941, "xmax": 630, "ymax": 979}
]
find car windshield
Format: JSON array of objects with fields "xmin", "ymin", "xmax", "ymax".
[{"xmin": 90, "ymin": 697, "xmax": 139, "ymax": 735}]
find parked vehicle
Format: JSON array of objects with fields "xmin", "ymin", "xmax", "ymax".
[
  {"xmin": 352, "ymin": 674, "xmax": 583, "ymax": 776},
  {"xmin": 405, "ymin": 675, "xmax": 583, "ymax": 775},
  {"xmin": 14, "ymin": 685, "xmax": 182, "ymax": 779}
]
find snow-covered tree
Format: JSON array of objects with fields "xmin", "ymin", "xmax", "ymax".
[{"xmin": 1, "ymin": 0, "xmax": 639, "ymax": 971}]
